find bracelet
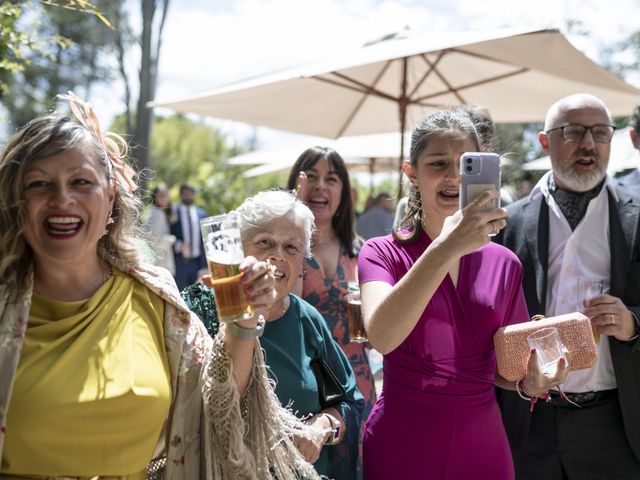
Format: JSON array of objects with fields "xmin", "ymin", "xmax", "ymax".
[
  {"xmin": 515, "ymin": 378, "xmax": 533, "ymax": 400},
  {"xmin": 516, "ymin": 378, "xmax": 551, "ymax": 412},
  {"xmin": 226, "ymin": 315, "xmax": 265, "ymax": 340},
  {"xmin": 321, "ymin": 413, "xmax": 341, "ymax": 446}
]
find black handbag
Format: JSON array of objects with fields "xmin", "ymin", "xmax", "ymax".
[{"xmin": 311, "ymin": 359, "xmax": 347, "ymax": 408}]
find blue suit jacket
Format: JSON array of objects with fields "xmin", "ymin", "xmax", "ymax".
[{"xmin": 171, "ymin": 204, "xmax": 208, "ymax": 269}]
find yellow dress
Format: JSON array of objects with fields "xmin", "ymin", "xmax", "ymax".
[{"xmin": 1, "ymin": 270, "xmax": 171, "ymax": 478}]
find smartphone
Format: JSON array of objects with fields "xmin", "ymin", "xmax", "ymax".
[{"xmin": 459, "ymin": 152, "xmax": 501, "ymax": 211}]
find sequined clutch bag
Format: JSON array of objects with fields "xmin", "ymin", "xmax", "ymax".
[{"xmin": 493, "ymin": 312, "xmax": 598, "ymax": 381}]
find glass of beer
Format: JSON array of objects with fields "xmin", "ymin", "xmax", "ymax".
[
  {"xmin": 200, "ymin": 213, "xmax": 253, "ymax": 323},
  {"xmin": 346, "ymin": 282, "xmax": 367, "ymax": 343}
]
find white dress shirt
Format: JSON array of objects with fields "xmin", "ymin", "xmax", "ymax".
[
  {"xmin": 532, "ymin": 171, "xmax": 618, "ymax": 393},
  {"xmin": 179, "ymin": 204, "xmax": 202, "ymax": 259}
]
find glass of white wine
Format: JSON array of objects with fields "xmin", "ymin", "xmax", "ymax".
[{"xmin": 578, "ymin": 278, "xmax": 610, "ymax": 344}]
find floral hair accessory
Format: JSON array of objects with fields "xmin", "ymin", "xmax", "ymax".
[{"xmin": 57, "ymin": 91, "xmax": 138, "ymax": 193}]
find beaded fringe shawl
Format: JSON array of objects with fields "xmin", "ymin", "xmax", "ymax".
[{"xmin": 203, "ymin": 324, "xmax": 325, "ymax": 479}]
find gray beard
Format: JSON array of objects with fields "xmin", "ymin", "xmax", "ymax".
[{"xmin": 554, "ymin": 164, "xmax": 606, "ymax": 192}]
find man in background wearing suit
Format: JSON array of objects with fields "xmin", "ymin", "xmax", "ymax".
[
  {"xmin": 172, "ymin": 183, "xmax": 208, "ymax": 290},
  {"xmin": 618, "ymin": 103, "xmax": 640, "ymax": 189},
  {"xmin": 496, "ymin": 94, "xmax": 640, "ymax": 479}
]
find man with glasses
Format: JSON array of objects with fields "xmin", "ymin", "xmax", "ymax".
[
  {"xmin": 618, "ymin": 104, "xmax": 640, "ymax": 189},
  {"xmin": 495, "ymin": 93, "xmax": 640, "ymax": 479}
]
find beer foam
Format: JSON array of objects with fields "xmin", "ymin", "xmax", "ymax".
[
  {"xmin": 205, "ymin": 228, "xmax": 245, "ymax": 264},
  {"xmin": 207, "ymin": 250, "xmax": 244, "ymax": 265}
]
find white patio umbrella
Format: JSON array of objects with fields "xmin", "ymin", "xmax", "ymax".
[
  {"xmin": 226, "ymin": 132, "xmax": 408, "ymax": 193},
  {"xmin": 523, "ymin": 127, "xmax": 640, "ymax": 174},
  {"xmin": 153, "ymin": 27, "xmax": 640, "ymax": 193}
]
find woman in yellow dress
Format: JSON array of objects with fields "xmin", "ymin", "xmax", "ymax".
[{"xmin": 0, "ymin": 93, "xmax": 322, "ymax": 479}]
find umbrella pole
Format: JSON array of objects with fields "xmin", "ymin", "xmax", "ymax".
[
  {"xmin": 369, "ymin": 158, "xmax": 375, "ymax": 196},
  {"xmin": 397, "ymin": 115, "xmax": 406, "ymax": 201},
  {"xmin": 397, "ymin": 57, "xmax": 408, "ymax": 202}
]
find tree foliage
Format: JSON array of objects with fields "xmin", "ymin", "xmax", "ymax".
[
  {"xmin": 1, "ymin": 0, "xmax": 169, "ymax": 192},
  {"xmin": 1, "ymin": 0, "xmax": 121, "ymax": 128},
  {"xmin": 124, "ymin": 114, "xmax": 283, "ymax": 214}
]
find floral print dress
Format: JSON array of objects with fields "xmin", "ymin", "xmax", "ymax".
[{"xmin": 302, "ymin": 250, "xmax": 376, "ymax": 479}]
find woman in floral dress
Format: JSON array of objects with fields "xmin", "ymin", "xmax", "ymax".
[{"xmin": 288, "ymin": 146, "xmax": 376, "ymax": 479}]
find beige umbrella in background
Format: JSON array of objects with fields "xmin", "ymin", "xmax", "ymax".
[
  {"xmin": 226, "ymin": 131, "xmax": 409, "ymax": 193},
  {"xmin": 154, "ymin": 27, "xmax": 640, "ymax": 195}
]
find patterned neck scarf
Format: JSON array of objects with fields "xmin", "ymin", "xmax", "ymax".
[{"xmin": 548, "ymin": 175, "xmax": 605, "ymax": 230}]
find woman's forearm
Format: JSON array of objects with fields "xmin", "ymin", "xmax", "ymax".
[
  {"xmin": 363, "ymin": 239, "xmax": 458, "ymax": 354},
  {"xmin": 494, "ymin": 372, "xmax": 517, "ymax": 390},
  {"xmin": 224, "ymin": 331, "xmax": 258, "ymax": 396}
]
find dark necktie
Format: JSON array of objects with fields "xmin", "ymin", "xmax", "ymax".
[{"xmin": 189, "ymin": 206, "xmax": 196, "ymax": 258}]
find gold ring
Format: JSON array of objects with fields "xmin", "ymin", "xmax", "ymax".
[{"xmin": 610, "ymin": 313, "xmax": 615, "ymax": 325}]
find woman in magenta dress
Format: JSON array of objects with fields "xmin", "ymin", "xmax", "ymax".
[
  {"xmin": 288, "ymin": 147, "xmax": 376, "ymax": 479},
  {"xmin": 358, "ymin": 109, "xmax": 569, "ymax": 479}
]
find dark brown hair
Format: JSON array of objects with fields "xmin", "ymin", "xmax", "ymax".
[
  {"xmin": 394, "ymin": 108, "xmax": 480, "ymax": 243},
  {"xmin": 286, "ymin": 146, "xmax": 359, "ymax": 257}
]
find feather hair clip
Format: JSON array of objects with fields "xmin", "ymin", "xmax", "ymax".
[{"xmin": 57, "ymin": 91, "xmax": 138, "ymax": 193}]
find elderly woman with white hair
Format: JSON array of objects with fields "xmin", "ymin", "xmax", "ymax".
[{"xmin": 185, "ymin": 190, "xmax": 364, "ymax": 479}]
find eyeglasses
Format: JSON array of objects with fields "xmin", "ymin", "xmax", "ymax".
[{"xmin": 545, "ymin": 124, "xmax": 616, "ymax": 144}]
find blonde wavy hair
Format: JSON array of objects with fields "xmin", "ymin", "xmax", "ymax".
[{"xmin": 0, "ymin": 97, "xmax": 143, "ymax": 296}]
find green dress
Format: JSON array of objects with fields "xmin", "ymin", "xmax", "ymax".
[{"xmin": 261, "ymin": 294, "xmax": 363, "ymax": 478}]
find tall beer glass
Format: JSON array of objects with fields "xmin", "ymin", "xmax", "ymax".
[
  {"xmin": 200, "ymin": 213, "xmax": 253, "ymax": 323},
  {"xmin": 347, "ymin": 282, "xmax": 367, "ymax": 343}
]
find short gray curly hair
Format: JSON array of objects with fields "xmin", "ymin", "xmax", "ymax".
[{"xmin": 235, "ymin": 190, "xmax": 315, "ymax": 257}]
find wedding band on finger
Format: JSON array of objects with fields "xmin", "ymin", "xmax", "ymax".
[{"xmin": 609, "ymin": 313, "xmax": 615, "ymax": 325}]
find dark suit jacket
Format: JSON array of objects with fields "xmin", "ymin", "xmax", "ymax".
[
  {"xmin": 495, "ymin": 184, "xmax": 640, "ymax": 461},
  {"xmin": 171, "ymin": 204, "xmax": 208, "ymax": 269},
  {"xmin": 618, "ymin": 168, "xmax": 640, "ymax": 189}
]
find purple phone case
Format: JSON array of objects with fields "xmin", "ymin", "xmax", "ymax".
[{"xmin": 459, "ymin": 152, "xmax": 501, "ymax": 211}]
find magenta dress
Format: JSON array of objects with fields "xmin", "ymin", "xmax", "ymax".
[{"xmin": 359, "ymin": 230, "xmax": 528, "ymax": 480}]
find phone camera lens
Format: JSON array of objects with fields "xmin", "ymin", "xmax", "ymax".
[
  {"xmin": 466, "ymin": 158, "xmax": 473, "ymax": 164},
  {"xmin": 466, "ymin": 165, "xmax": 472, "ymax": 172}
]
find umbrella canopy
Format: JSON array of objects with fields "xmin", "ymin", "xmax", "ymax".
[
  {"xmin": 226, "ymin": 132, "xmax": 409, "ymax": 192},
  {"xmin": 153, "ymin": 27, "xmax": 640, "ymax": 196},
  {"xmin": 523, "ymin": 127, "xmax": 640, "ymax": 174},
  {"xmin": 154, "ymin": 27, "xmax": 640, "ymax": 136},
  {"xmin": 241, "ymin": 156, "xmax": 398, "ymax": 177}
]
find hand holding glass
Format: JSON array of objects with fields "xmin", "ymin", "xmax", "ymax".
[
  {"xmin": 527, "ymin": 327, "xmax": 567, "ymax": 377},
  {"xmin": 200, "ymin": 213, "xmax": 253, "ymax": 323},
  {"xmin": 578, "ymin": 278, "xmax": 610, "ymax": 344},
  {"xmin": 346, "ymin": 282, "xmax": 367, "ymax": 343}
]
